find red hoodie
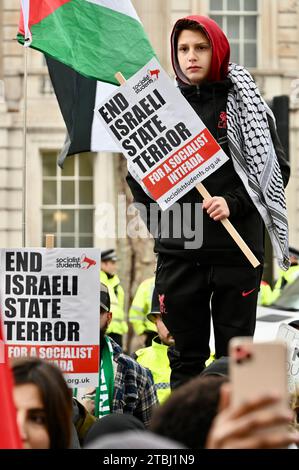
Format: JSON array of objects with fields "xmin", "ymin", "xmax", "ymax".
[{"xmin": 171, "ymin": 15, "xmax": 230, "ymax": 84}]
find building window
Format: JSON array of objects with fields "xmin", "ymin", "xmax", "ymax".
[
  {"xmin": 209, "ymin": 0, "xmax": 258, "ymax": 68},
  {"xmin": 42, "ymin": 152, "xmax": 94, "ymax": 247}
]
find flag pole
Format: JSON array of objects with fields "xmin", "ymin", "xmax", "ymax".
[
  {"xmin": 114, "ymin": 72, "xmax": 260, "ymax": 269},
  {"xmin": 22, "ymin": 46, "xmax": 28, "ymax": 247}
]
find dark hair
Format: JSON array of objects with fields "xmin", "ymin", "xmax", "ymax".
[
  {"xmin": 12, "ymin": 357, "xmax": 73, "ymax": 449},
  {"xmin": 84, "ymin": 414, "xmax": 145, "ymax": 447},
  {"xmin": 150, "ymin": 375, "xmax": 227, "ymax": 449},
  {"xmin": 173, "ymin": 19, "xmax": 209, "ymax": 54}
]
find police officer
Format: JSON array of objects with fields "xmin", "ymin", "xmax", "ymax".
[
  {"xmin": 134, "ymin": 293, "xmax": 173, "ymax": 404},
  {"xmin": 129, "ymin": 276, "xmax": 157, "ymax": 348},
  {"xmin": 100, "ymin": 249, "xmax": 127, "ymax": 347}
]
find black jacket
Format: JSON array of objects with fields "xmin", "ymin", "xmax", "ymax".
[{"xmin": 126, "ymin": 80, "xmax": 290, "ymax": 266}]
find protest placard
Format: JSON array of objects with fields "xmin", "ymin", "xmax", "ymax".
[
  {"xmin": 0, "ymin": 248, "xmax": 100, "ymax": 388},
  {"xmin": 277, "ymin": 323, "xmax": 299, "ymax": 394},
  {"xmin": 96, "ymin": 57, "xmax": 229, "ymax": 211}
]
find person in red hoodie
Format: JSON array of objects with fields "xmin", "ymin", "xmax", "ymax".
[{"xmin": 126, "ymin": 16, "xmax": 290, "ymax": 389}]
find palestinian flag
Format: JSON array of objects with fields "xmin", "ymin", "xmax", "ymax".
[
  {"xmin": 18, "ymin": 0, "xmax": 156, "ymax": 84},
  {"xmin": 0, "ymin": 318, "xmax": 22, "ymax": 449},
  {"xmin": 45, "ymin": 56, "xmax": 120, "ymax": 165}
]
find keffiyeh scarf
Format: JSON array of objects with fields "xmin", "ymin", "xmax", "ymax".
[{"xmin": 227, "ymin": 63, "xmax": 289, "ymax": 270}]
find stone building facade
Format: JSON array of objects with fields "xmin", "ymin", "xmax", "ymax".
[{"xmin": 0, "ymin": 1, "xmax": 299, "ymax": 295}]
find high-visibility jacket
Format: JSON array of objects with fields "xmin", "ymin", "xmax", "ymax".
[
  {"xmin": 272, "ymin": 265, "xmax": 299, "ymax": 303},
  {"xmin": 100, "ymin": 271, "xmax": 128, "ymax": 335},
  {"xmin": 258, "ymin": 280, "xmax": 273, "ymax": 306},
  {"xmin": 135, "ymin": 337, "xmax": 171, "ymax": 404},
  {"xmin": 129, "ymin": 277, "xmax": 157, "ymax": 336}
]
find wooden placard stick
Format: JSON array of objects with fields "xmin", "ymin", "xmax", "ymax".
[
  {"xmin": 45, "ymin": 234, "xmax": 55, "ymax": 249},
  {"xmin": 196, "ymin": 183, "xmax": 260, "ymax": 268},
  {"xmin": 114, "ymin": 72, "xmax": 260, "ymax": 268}
]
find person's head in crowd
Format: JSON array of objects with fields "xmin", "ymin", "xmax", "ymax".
[
  {"xmin": 12, "ymin": 357, "xmax": 73, "ymax": 449},
  {"xmin": 200, "ymin": 356, "xmax": 229, "ymax": 378},
  {"xmin": 171, "ymin": 16, "xmax": 230, "ymax": 86},
  {"xmin": 150, "ymin": 374, "xmax": 228, "ymax": 448},
  {"xmin": 289, "ymin": 247, "xmax": 299, "ymax": 266},
  {"xmin": 85, "ymin": 430, "xmax": 184, "ymax": 449},
  {"xmin": 84, "ymin": 413, "xmax": 145, "ymax": 447},
  {"xmin": 100, "ymin": 283, "xmax": 112, "ymax": 344},
  {"xmin": 151, "ymin": 374, "xmax": 299, "ymax": 449},
  {"xmin": 147, "ymin": 309, "xmax": 174, "ymax": 347},
  {"xmin": 101, "ymin": 249, "xmax": 117, "ymax": 276},
  {"xmin": 206, "ymin": 382, "xmax": 299, "ymax": 449}
]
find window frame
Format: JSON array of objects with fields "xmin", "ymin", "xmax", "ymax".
[
  {"xmin": 209, "ymin": 0, "xmax": 259, "ymax": 68},
  {"xmin": 41, "ymin": 153, "xmax": 95, "ymax": 248}
]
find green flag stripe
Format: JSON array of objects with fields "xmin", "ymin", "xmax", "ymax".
[{"xmin": 18, "ymin": 0, "xmax": 156, "ymax": 84}]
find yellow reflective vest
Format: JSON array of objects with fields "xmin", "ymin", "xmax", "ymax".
[
  {"xmin": 258, "ymin": 280, "xmax": 273, "ymax": 306},
  {"xmin": 100, "ymin": 271, "xmax": 128, "ymax": 335},
  {"xmin": 272, "ymin": 265, "xmax": 299, "ymax": 303},
  {"xmin": 135, "ymin": 337, "xmax": 170, "ymax": 404},
  {"xmin": 129, "ymin": 277, "xmax": 157, "ymax": 336}
]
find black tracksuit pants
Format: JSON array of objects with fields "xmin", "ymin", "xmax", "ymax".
[{"xmin": 155, "ymin": 254, "xmax": 263, "ymax": 389}]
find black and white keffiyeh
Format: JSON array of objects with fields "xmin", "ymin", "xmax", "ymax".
[{"xmin": 227, "ymin": 63, "xmax": 290, "ymax": 270}]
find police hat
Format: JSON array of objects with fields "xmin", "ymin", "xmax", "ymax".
[
  {"xmin": 147, "ymin": 288, "xmax": 160, "ymax": 323},
  {"xmin": 100, "ymin": 283, "xmax": 111, "ymax": 312},
  {"xmin": 101, "ymin": 249, "xmax": 117, "ymax": 262},
  {"xmin": 147, "ymin": 311, "xmax": 161, "ymax": 323}
]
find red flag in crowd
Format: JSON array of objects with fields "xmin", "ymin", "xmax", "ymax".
[{"xmin": 0, "ymin": 315, "xmax": 22, "ymax": 449}]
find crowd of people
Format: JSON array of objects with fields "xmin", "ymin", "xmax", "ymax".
[
  {"xmin": 10, "ymin": 282, "xmax": 299, "ymax": 449},
  {"xmin": 8, "ymin": 240, "xmax": 299, "ymax": 450}
]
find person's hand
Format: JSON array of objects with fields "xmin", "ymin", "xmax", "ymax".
[
  {"xmin": 202, "ymin": 197, "xmax": 230, "ymax": 221},
  {"xmin": 206, "ymin": 384, "xmax": 299, "ymax": 449}
]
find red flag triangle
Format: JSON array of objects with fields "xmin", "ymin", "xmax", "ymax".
[{"xmin": 19, "ymin": 0, "xmax": 71, "ymax": 35}]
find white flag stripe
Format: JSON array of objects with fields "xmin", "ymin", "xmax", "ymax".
[
  {"xmin": 86, "ymin": 0, "xmax": 141, "ymax": 22},
  {"xmin": 20, "ymin": 0, "xmax": 32, "ymax": 46},
  {"xmin": 91, "ymin": 81, "xmax": 121, "ymax": 153}
]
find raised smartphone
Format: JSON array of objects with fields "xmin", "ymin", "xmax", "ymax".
[{"xmin": 229, "ymin": 337, "xmax": 288, "ymax": 410}]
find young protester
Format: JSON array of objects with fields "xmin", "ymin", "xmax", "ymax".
[
  {"xmin": 126, "ymin": 15, "xmax": 290, "ymax": 389},
  {"xmin": 12, "ymin": 357, "xmax": 73, "ymax": 449}
]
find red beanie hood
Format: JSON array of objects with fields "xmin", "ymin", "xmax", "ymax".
[{"xmin": 171, "ymin": 15, "xmax": 230, "ymax": 84}]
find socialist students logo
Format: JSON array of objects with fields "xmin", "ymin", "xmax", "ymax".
[
  {"xmin": 132, "ymin": 68, "xmax": 161, "ymax": 94},
  {"xmin": 149, "ymin": 69, "xmax": 160, "ymax": 81},
  {"xmin": 80, "ymin": 254, "xmax": 97, "ymax": 269}
]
